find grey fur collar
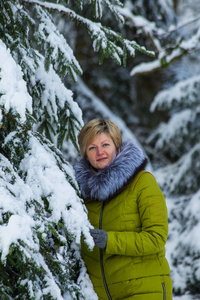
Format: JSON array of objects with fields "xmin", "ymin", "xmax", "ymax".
[{"xmin": 74, "ymin": 141, "xmax": 147, "ymax": 202}]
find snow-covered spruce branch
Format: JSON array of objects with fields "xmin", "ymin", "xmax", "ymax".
[
  {"xmin": 82, "ymin": 0, "xmax": 124, "ymax": 21},
  {"xmin": 158, "ymin": 14, "xmax": 200, "ymax": 39},
  {"xmin": 130, "ymin": 24, "xmax": 200, "ymax": 76},
  {"xmin": 150, "ymin": 75, "xmax": 200, "ymax": 112},
  {"xmin": 101, "ymin": 0, "xmax": 124, "ymax": 23},
  {"xmin": 36, "ymin": 8, "xmax": 83, "ymax": 81},
  {"xmin": 21, "ymin": 0, "xmax": 155, "ymax": 64},
  {"xmin": 130, "ymin": 47, "xmax": 186, "ymax": 76},
  {"xmin": 116, "ymin": 6, "xmax": 163, "ymax": 53}
]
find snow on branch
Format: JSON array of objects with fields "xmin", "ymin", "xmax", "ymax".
[
  {"xmin": 154, "ymin": 143, "xmax": 200, "ymax": 196},
  {"xmin": 147, "ymin": 109, "xmax": 196, "ymax": 152},
  {"xmin": 101, "ymin": 0, "xmax": 124, "ymax": 23},
  {"xmin": 0, "ymin": 41, "xmax": 32, "ymax": 123},
  {"xmin": 0, "ymin": 130, "xmax": 95, "ymax": 298},
  {"xmin": 130, "ymin": 24, "xmax": 200, "ymax": 76},
  {"xmin": 130, "ymin": 47, "xmax": 185, "ymax": 76},
  {"xmin": 146, "ymin": 75, "xmax": 200, "ymax": 162},
  {"xmin": 150, "ymin": 75, "xmax": 200, "ymax": 112},
  {"xmin": 29, "ymin": 51, "xmax": 83, "ymax": 148},
  {"xmin": 34, "ymin": 5, "xmax": 82, "ymax": 82},
  {"xmin": 21, "ymin": 0, "xmax": 155, "ymax": 65},
  {"xmin": 163, "ymin": 14, "xmax": 200, "ymax": 38},
  {"xmin": 116, "ymin": 5, "xmax": 163, "ymax": 50}
]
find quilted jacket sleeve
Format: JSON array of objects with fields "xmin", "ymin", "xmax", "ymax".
[{"xmin": 106, "ymin": 172, "xmax": 169, "ymax": 256}]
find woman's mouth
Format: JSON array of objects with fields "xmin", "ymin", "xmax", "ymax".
[{"xmin": 97, "ymin": 157, "xmax": 107, "ymax": 161}]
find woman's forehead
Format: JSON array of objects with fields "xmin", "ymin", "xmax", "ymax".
[{"xmin": 87, "ymin": 132, "xmax": 111, "ymax": 145}]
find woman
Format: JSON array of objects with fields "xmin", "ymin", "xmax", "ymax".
[{"xmin": 74, "ymin": 118, "xmax": 172, "ymax": 300}]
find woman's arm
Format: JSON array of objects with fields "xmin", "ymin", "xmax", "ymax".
[{"xmin": 106, "ymin": 172, "xmax": 168, "ymax": 256}]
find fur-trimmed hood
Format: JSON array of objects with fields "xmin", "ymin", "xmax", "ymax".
[{"xmin": 74, "ymin": 141, "xmax": 148, "ymax": 202}]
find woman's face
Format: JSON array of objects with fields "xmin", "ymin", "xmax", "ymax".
[{"xmin": 86, "ymin": 132, "xmax": 117, "ymax": 170}]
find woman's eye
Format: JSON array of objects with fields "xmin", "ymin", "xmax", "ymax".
[
  {"xmin": 88, "ymin": 146, "xmax": 95, "ymax": 151},
  {"xmin": 103, "ymin": 143, "xmax": 109, "ymax": 147}
]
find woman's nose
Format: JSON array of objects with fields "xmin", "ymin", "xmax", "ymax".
[{"xmin": 97, "ymin": 146, "xmax": 104, "ymax": 155}]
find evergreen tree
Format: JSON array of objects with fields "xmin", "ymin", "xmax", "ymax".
[
  {"xmin": 146, "ymin": 74, "xmax": 200, "ymax": 297},
  {"xmin": 136, "ymin": 2, "xmax": 200, "ymax": 296},
  {"xmin": 0, "ymin": 0, "xmax": 153, "ymax": 298}
]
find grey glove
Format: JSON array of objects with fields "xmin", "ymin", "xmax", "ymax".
[{"xmin": 90, "ymin": 229, "xmax": 108, "ymax": 249}]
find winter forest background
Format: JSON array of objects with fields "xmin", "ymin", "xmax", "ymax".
[{"xmin": 0, "ymin": 0, "xmax": 200, "ymax": 299}]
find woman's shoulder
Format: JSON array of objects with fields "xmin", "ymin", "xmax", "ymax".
[{"xmin": 131, "ymin": 170, "xmax": 159, "ymax": 190}]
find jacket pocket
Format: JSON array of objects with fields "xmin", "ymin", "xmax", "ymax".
[{"xmin": 162, "ymin": 282, "xmax": 166, "ymax": 300}]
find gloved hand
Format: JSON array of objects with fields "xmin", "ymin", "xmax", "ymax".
[{"xmin": 90, "ymin": 229, "xmax": 108, "ymax": 249}]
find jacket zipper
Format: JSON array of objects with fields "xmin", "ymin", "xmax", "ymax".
[
  {"xmin": 100, "ymin": 202, "xmax": 112, "ymax": 300},
  {"xmin": 162, "ymin": 282, "xmax": 166, "ymax": 300}
]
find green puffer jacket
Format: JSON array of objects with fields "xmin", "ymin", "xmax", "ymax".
[{"xmin": 75, "ymin": 142, "xmax": 173, "ymax": 300}]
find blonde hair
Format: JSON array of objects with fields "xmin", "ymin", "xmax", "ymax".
[{"xmin": 78, "ymin": 118, "xmax": 122, "ymax": 159}]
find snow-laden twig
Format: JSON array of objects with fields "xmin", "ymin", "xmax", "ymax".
[
  {"xmin": 130, "ymin": 22, "xmax": 200, "ymax": 76},
  {"xmin": 21, "ymin": 0, "xmax": 155, "ymax": 63}
]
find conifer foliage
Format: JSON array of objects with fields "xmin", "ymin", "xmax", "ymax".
[
  {"xmin": 0, "ymin": 0, "xmax": 153, "ymax": 299},
  {"xmin": 147, "ymin": 74, "xmax": 200, "ymax": 297}
]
